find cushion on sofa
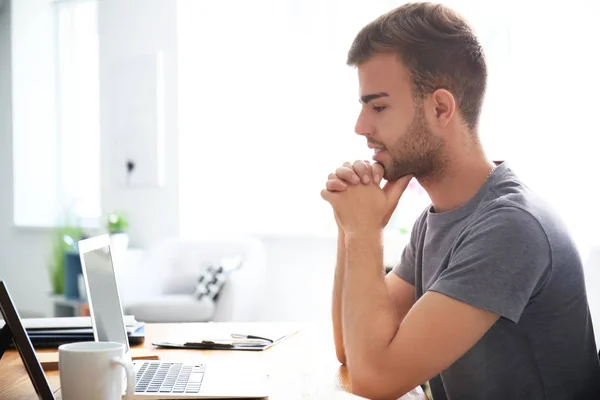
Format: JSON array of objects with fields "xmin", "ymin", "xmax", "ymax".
[{"xmin": 194, "ymin": 256, "xmax": 243, "ymax": 302}]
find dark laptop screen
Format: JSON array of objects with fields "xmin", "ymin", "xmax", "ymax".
[{"xmin": 0, "ymin": 280, "xmax": 56, "ymax": 399}]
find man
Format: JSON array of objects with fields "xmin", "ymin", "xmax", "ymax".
[{"xmin": 321, "ymin": 3, "xmax": 600, "ymax": 400}]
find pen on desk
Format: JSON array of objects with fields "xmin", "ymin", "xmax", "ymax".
[{"xmin": 231, "ymin": 334, "xmax": 273, "ymax": 343}]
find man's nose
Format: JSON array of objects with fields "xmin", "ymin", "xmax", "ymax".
[{"xmin": 354, "ymin": 109, "xmax": 374, "ymax": 137}]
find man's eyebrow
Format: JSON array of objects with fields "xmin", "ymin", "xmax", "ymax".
[{"xmin": 360, "ymin": 92, "xmax": 389, "ymax": 104}]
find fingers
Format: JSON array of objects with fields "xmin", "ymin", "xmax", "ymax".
[
  {"xmin": 352, "ymin": 160, "xmax": 384, "ymax": 185},
  {"xmin": 327, "ymin": 159, "xmax": 385, "ymax": 192},
  {"xmin": 335, "ymin": 166, "xmax": 360, "ymax": 184},
  {"xmin": 326, "ymin": 179, "xmax": 348, "ymax": 191},
  {"xmin": 372, "ymin": 163, "xmax": 384, "ymax": 185},
  {"xmin": 326, "ymin": 173, "xmax": 347, "ymax": 192},
  {"xmin": 320, "ymin": 188, "xmax": 336, "ymax": 203},
  {"xmin": 352, "ymin": 160, "xmax": 372, "ymax": 184},
  {"xmin": 320, "ymin": 189, "xmax": 329, "ymax": 201}
]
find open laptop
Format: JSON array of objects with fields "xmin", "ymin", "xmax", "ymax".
[
  {"xmin": 78, "ymin": 234, "xmax": 269, "ymax": 399},
  {"xmin": 0, "ymin": 280, "xmax": 57, "ymax": 399}
]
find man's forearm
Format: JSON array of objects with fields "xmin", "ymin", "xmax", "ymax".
[
  {"xmin": 332, "ymin": 229, "xmax": 347, "ymax": 365},
  {"xmin": 343, "ymin": 231, "xmax": 399, "ymax": 369}
]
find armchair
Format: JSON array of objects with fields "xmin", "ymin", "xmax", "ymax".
[{"xmin": 114, "ymin": 235, "xmax": 267, "ymax": 323}]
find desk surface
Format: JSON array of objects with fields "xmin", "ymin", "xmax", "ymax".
[{"xmin": 0, "ymin": 322, "xmax": 427, "ymax": 400}]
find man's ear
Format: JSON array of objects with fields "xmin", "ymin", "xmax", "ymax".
[{"xmin": 430, "ymin": 89, "xmax": 456, "ymax": 127}]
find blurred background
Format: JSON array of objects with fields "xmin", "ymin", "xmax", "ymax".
[{"xmin": 1, "ymin": 0, "xmax": 599, "ymax": 337}]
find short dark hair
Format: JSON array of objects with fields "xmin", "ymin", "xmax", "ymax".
[{"xmin": 347, "ymin": 2, "xmax": 487, "ymax": 130}]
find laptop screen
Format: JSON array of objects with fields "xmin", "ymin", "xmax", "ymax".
[
  {"xmin": 0, "ymin": 281, "xmax": 56, "ymax": 399},
  {"xmin": 80, "ymin": 244, "xmax": 130, "ymax": 352}
]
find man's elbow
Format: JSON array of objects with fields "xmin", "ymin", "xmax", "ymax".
[
  {"xmin": 350, "ymin": 372, "xmax": 385, "ymax": 400},
  {"xmin": 349, "ymin": 366, "xmax": 409, "ymax": 400},
  {"xmin": 335, "ymin": 348, "xmax": 347, "ymax": 366}
]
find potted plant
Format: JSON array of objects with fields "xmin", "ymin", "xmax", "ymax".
[
  {"xmin": 107, "ymin": 211, "xmax": 129, "ymax": 254},
  {"xmin": 47, "ymin": 215, "xmax": 83, "ymax": 296}
]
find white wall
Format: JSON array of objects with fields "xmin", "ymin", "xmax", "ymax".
[
  {"xmin": 255, "ymin": 232, "xmax": 408, "ymax": 321},
  {"xmin": 257, "ymin": 235, "xmax": 338, "ymax": 321},
  {"xmin": 98, "ymin": 0, "xmax": 179, "ymax": 248},
  {"xmin": 0, "ymin": 0, "xmax": 53, "ymax": 317}
]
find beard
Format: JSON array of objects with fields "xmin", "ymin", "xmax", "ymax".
[{"xmin": 382, "ymin": 105, "xmax": 446, "ymax": 181}]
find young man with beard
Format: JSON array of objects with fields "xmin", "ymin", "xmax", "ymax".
[{"xmin": 321, "ymin": 3, "xmax": 600, "ymax": 400}]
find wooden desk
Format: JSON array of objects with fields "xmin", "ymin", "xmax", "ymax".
[{"xmin": 0, "ymin": 322, "xmax": 427, "ymax": 400}]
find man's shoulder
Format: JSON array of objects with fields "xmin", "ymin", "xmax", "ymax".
[
  {"xmin": 469, "ymin": 196, "xmax": 549, "ymax": 243},
  {"xmin": 466, "ymin": 178, "xmax": 574, "ymax": 258},
  {"xmin": 478, "ymin": 176, "xmax": 562, "ymax": 235}
]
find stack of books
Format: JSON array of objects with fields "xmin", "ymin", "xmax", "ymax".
[{"xmin": 19, "ymin": 315, "xmax": 146, "ymax": 348}]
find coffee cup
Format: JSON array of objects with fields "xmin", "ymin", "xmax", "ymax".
[{"xmin": 59, "ymin": 341, "xmax": 135, "ymax": 400}]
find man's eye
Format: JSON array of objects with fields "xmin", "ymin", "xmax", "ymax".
[{"xmin": 373, "ymin": 106, "xmax": 386, "ymax": 113}]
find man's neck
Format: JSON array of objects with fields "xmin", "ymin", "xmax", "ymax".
[{"xmin": 418, "ymin": 155, "xmax": 497, "ymax": 213}]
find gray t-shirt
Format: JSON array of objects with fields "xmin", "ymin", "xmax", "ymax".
[{"xmin": 394, "ymin": 162, "xmax": 600, "ymax": 400}]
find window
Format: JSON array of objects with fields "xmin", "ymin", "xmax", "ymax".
[
  {"xmin": 178, "ymin": 0, "xmax": 600, "ymax": 248},
  {"xmin": 12, "ymin": 0, "xmax": 100, "ymax": 227},
  {"xmin": 55, "ymin": 0, "xmax": 101, "ymax": 223}
]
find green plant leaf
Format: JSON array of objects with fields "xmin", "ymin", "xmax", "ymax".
[
  {"xmin": 107, "ymin": 211, "xmax": 129, "ymax": 233},
  {"xmin": 46, "ymin": 213, "xmax": 83, "ymax": 295}
]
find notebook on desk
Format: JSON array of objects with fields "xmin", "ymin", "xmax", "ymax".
[
  {"xmin": 22, "ymin": 315, "xmax": 140, "ymax": 331},
  {"xmin": 152, "ymin": 325, "xmax": 300, "ymax": 351},
  {"xmin": 25, "ymin": 325, "xmax": 146, "ymax": 348},
  {"xmin": 17, "ymin": 315, "xmax": 146, "ymax": 348}
]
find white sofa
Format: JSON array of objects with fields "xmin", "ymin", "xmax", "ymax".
[{"xmin": 113, "ymin": 235, "xmax": 267, "ymax": 323}]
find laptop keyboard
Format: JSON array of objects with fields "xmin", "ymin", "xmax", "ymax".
[{"xmin": 135, "ymin": 362, "xmax": 206, "ymax": 394}]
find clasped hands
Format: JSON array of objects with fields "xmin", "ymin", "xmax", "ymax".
[{"xmin": 321, "ymin": 160, "xmax": 412, "ymax": 236}]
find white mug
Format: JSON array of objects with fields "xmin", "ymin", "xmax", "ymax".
[{"xmin": 59, "ymin": 341, "xmax": 135, "ymax": 400}]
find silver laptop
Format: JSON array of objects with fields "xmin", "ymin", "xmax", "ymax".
[{"xmin": 78, "ymin": 234, "xmax": 268, "ymax": 399}]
